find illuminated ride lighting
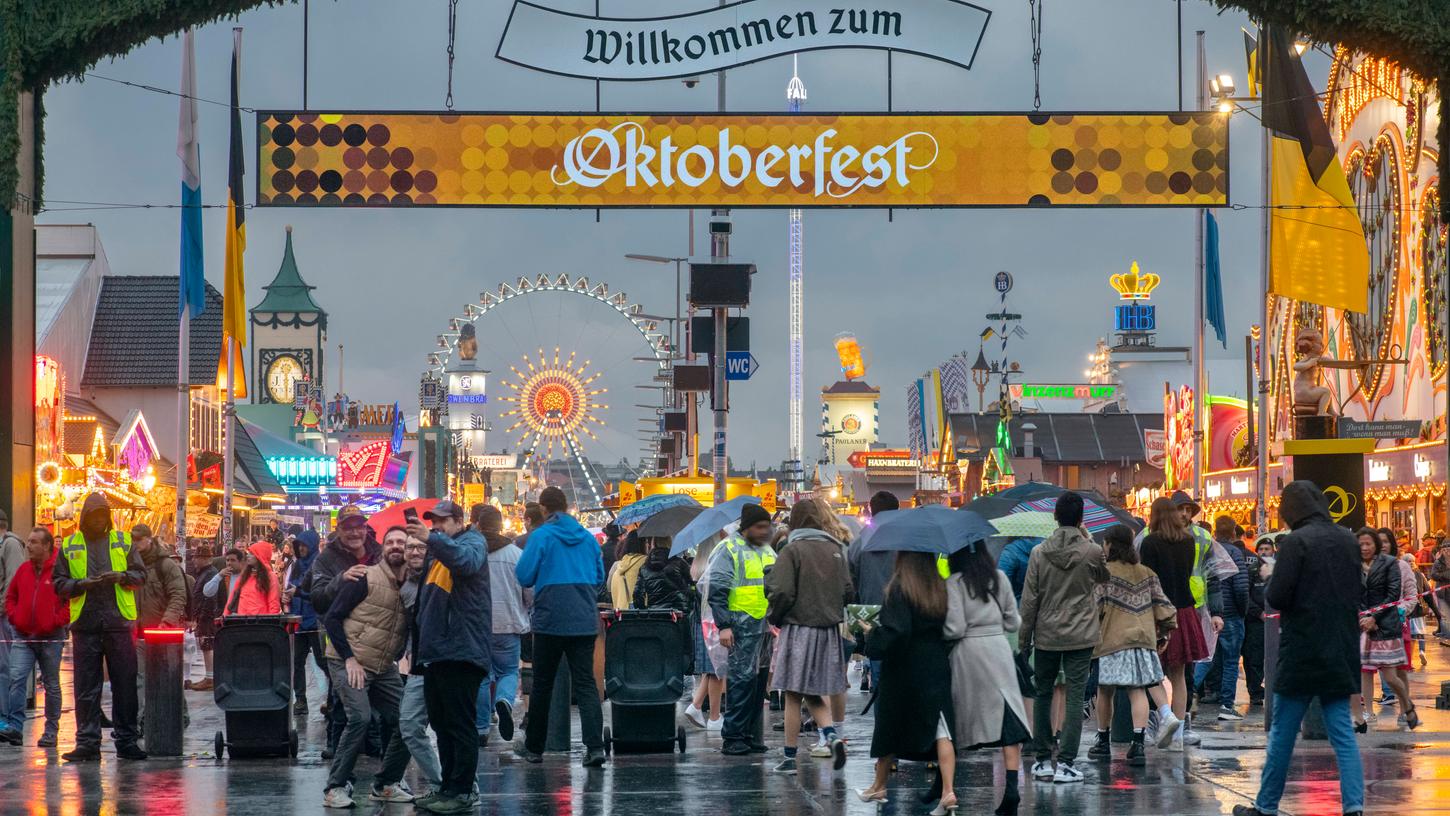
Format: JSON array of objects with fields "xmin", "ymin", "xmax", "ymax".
[{"xmin": 498, "ymin": 349, "xmax": 608, "ymax": 461}]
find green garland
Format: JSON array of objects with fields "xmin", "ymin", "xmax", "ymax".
[
  {"xmin": 0, "ymin": 1, "xmax": 1445, "ymax": 210},
  {"xmin": 0, "ymin": 0, "xmax": 292, "ymax": 207}
]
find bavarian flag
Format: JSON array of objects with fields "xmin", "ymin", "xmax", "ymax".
[
  {"xmin": 1262, "ymin": 26, "xmax": 1368, "ymax": 314},
  {"xmin": 218, "ymin": 28, "xmax": 247, "ymax": 398}
]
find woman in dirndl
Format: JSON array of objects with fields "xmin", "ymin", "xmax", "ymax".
[{"xmin": 1353, "ymin": 527, "xmax": 1419, "ymax": 730}]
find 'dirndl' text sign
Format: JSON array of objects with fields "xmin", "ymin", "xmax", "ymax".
[
  {"xmin": 495, "ymin": 0, "xmax": 992, "ymax": 80},
  {"xmin": 256, "ymin": 111, "xmax": 1228, "ymax": 209}
]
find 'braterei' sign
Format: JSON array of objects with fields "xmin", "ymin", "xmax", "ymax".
[{"xmin": 495, "ymin": 0, "xmax": 992, "ymax": 80}]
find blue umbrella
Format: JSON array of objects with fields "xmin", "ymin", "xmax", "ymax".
[
  {"xmin": 858, "ymin": 505, "xmax": 998, "ymax": 555},
  {"xmin": 668, "ymin": 495, "xmax": 762, "ymax": 557},
  {"xmin": 614, "ymin": 493, "xmax": 701, "ymax": 527}
]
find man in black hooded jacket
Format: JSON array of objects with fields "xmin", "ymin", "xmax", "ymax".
[{"xmin": 1233, "ymin": 481, "xmax": 1364, "ymax": 816}]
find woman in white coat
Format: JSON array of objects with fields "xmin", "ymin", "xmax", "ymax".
[{"xmin": 945, "ymin": 542, "xmax": 1031, "ymax": 816}]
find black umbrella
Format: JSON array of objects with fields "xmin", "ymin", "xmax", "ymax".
[{"xmin": 636, "ymin": 504, "xmax": 704, "ymax": 539}]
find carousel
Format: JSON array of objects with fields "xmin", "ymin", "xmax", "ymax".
[{"xmin": 1200, "ymin": 49, "xmax": 1446, "ymax": 535}]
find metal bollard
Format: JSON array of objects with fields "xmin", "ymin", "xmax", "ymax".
[
  {"xmin": 545, "ymin": 660, "xmax": 573, "ymax": 752},
  {"xmin": 142, "ymin": 628, "xmax": 186, "ymax": 756}
]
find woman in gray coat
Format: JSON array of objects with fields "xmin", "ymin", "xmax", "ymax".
[{"xmin": 945, "ymin": 543, "xmax": 1031, "ymax": 816}]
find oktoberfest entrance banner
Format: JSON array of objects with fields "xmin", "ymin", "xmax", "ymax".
[{"xmin": 256, "ymin": 111, "xmax": 1228, "ymax": 209}]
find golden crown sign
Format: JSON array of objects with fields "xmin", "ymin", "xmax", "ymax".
[{"xmin": 1110, "ymin": 262, "xmax": 1160, "ymax": 301}]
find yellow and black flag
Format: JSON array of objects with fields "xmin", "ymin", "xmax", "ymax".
[
  {"xmin": 1242, "ymin": 28, "xmax": 1260, "ymax": 98},
  {"xmin": 218, "ymin": 28, "xmax": 248, "ymax": 398},
  {"xmin": 1262, "ymin": 26, "xmax": 1368, "ymax": 313}
]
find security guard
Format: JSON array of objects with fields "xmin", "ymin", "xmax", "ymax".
[
  {"xmin": 707, "ymin": 502, "xmax": 777, "ymax": 755},
  {"xmin": 53, "ymin": 493, "xmax": 146, "ymax": 761}
]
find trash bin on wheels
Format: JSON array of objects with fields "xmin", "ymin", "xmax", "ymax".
[
  {"xmin": 212, "ymin": 614, "xmax": 300, "ymax": 759},
  {"xmin": 601, "ymin": 609, "xmax": 689, "ymax": 755}
]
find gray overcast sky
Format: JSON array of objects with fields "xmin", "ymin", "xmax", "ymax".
[{"xmin": 39, "ymin": 0, "xmax": 1317, "ymax": 465}]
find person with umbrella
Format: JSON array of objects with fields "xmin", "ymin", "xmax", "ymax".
[
  {"xmin": 855, "ymin": 549, "xmax": 957, "ymax": 808},
  {"xmin": 708, "ymin": 502, "xmax": 777, "ymax": 756},
  {"xmin": 1018, "ymin": 492, "xmax": 1108, "ymax": 784}
]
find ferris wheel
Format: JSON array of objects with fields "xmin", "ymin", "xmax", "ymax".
[{"xmin": 428, "ymin": 273, "xmax": 675, "ymax": 499}]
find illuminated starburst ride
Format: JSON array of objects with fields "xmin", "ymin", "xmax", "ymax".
[{"xmin": 498, "ymin": 349, "xmax": 609, "ymax": 504}]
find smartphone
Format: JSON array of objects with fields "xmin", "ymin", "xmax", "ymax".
[{"xmin": 403, "ymin": 507, "xmax": 420, "ymax": 525}]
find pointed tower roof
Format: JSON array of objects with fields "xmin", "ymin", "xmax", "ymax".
[{"xmin": 251, "ymin": 225, "xmax": 324, "ymax": 314}]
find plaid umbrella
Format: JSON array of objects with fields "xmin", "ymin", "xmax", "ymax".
[
  {"xmin": 1011, "ymin": 495, "xmax": 1137, "ymax": 534},
  {"xmin": 614, "ymin": 494, "xmax": 701, "ymax": 527}
]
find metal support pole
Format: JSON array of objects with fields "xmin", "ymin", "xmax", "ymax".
[
  {"xmin": 1255, "ymin": 23, "xmax": 1272, "ymax": 535},
  {"xmin": 1192, "ymin": 31, "xmax": 1206, "ymax": 502}
]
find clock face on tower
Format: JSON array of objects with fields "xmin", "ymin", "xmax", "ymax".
[{"xmin": 267, "ymin": 355, "xmax": 304, "ymax": 403}]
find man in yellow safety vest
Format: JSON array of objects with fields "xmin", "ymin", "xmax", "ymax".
[
  {"xmin": 52, "ymin": 493, "xmax": 146, "ymax": 761},
  {"xmin": 706, "ymin": 502, "xmax": 777, "ymax": 756}
]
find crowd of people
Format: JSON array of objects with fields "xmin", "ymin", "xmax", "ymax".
[{"xmin": 0, "ymin": 478, "xmax": 1446, "ymax": 815}]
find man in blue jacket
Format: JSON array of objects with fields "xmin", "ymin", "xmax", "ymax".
[
  {"xmin": 513, "ymin": 486, "xmax": 606, "ymax": 768},
  {"xmin": 404, "ymin": 500, "xmax": 489, "ymax": 815}
]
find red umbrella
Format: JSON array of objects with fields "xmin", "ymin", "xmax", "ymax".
[{"xmin": 366, "ymin": 498, "xmax": 434, "ymax": 538}]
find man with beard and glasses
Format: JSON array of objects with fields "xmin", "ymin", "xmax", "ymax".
[{"xmin": 320, "ymin": 528, "xmax": 411, "ymax": 809}]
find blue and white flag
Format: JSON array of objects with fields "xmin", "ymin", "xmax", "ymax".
[{"xmin": 177, "ymin": 28, "xmax": 205, "ymax": 318}]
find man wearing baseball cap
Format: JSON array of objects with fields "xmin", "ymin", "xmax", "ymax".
[
  {"xmin": 305, "ymin": 504, "xmax": 381, "ymax": 759},
  {"xmin": 405, "ymin": 499, "xmax": 490, "ymax": 814}
]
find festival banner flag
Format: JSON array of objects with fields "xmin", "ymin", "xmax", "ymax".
[
  {"xmin": 219, "ymin": 28, "xmax": 248, "ymax": 397},
  {"xmin": 1205, "ymin": 211, "xmax": 1227, "ymax": 349},
  {"xmin": 177, "ymin": 28, "xmax": 205, "ymax": 318},
  {"xmin": 1263, "ymin": 26, "xmax": 1368, "ymax": 313}
]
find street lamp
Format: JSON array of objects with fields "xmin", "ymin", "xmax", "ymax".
[
  {"xmin": 625, "ymin": 254, "xmax": 688, "ymax": 353},
  {"xmin": 970, "ymin": 347, "xmax": 991, "ymax": 413}
]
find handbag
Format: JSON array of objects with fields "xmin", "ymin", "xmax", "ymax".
[{"xmin": 1014, "ymin": 650, "xmax": 1037, "ymax": 697}]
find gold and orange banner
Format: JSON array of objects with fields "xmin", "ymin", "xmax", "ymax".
[{"xmin": 256, "ymin": 112, "xmax": 1227, "ymax": 208}]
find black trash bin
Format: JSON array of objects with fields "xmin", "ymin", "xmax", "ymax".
[
  {"xmin": 602, "ymin": 609, "xmax": 689, "ymax": 754},
  {"xmin": 213, "ymin": 614, "xmax": 300, "ymax": 759}
]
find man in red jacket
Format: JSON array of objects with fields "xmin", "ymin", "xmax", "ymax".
[{"xmin": 3, "ymin": 528, "xmax": 68, "ymax": 747}]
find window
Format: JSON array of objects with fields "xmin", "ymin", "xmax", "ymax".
[{"xmin": 189, "ymin": 387, "xmax": 223, "ymax": 453}]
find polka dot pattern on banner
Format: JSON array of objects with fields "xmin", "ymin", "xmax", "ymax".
[{"xmin": 256, "ymin": 113, "xmax": 1228, "ymax": 207}]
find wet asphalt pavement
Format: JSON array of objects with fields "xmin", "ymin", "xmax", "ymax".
[{"xmin": 3, "ymin": 644, "xmax": 1449, "ymax": 815}]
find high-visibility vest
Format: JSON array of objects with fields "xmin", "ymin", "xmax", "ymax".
[
  {"xmin": 1188, "ymin": 527, "xmax": 1213, "ymax": 608},
  {"xmin": 62, "ymin": 531, "xmax": 137, "ymax": 622},
  {"xmin": 722, "ymin": 537, "xmax": 776, "ymax": 619}
]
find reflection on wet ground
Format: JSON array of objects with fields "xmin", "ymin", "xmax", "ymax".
[{"xmin": 5, "ymin": 646, "xmax": 1450, "ymax": 814}]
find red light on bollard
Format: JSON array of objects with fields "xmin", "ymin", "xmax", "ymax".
[{"xmin": 142, "ymin": 628, "xmax": 186, "ymax": 644}]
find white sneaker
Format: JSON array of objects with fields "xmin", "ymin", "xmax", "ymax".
[
  {"xmin": 1053, "ymin": 762, "xmax": 1084, "ymax": 784},
  {"xmin": 370, "ymin": 781, "xmax": 414, "ymax": 803},
  {"xmin": 1155, "ymin": 712, "xmax": 1184, "ymax": 749},
  {"xmin": 684, "ymin": 705, "xmax": 707, "ymax": 729},
  {"xmin": 705, "ymin": 718, "xmax": 723, "ymax": 732},
  {"xmin": 1031, "ymin": 760, "xmax": 1055, "ymax": 780},
  {"xmin": 809, "ymin": 743, "xmax": 833, "ymax": 758},
  {"xmin": 323, "ymin": 786, "xmax": 355, "ymax": 809}
]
